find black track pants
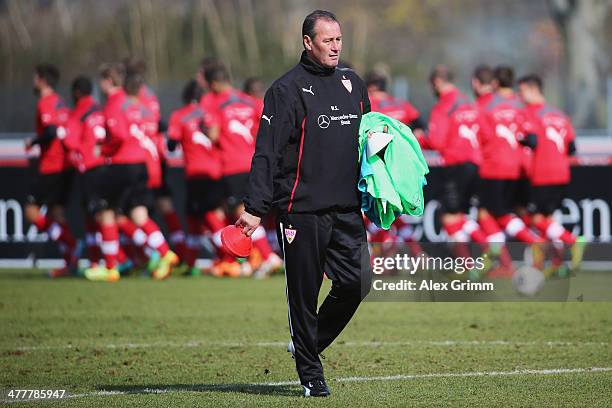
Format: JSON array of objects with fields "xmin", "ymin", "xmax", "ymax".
[{"xmin": 276, "ymin": 210, "xmax": 371, "ymax": 384}]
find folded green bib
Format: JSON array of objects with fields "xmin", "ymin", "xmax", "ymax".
[{"xmin": 358, "ymin": 112, "xmax": 429, "ymax": 229}]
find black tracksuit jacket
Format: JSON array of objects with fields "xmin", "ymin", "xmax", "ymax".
[{"xmin": 243, "ymin": 51, "xmax": 371, "ymax": 217}]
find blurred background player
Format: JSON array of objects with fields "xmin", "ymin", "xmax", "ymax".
[
  {"xmin": 242, "ymin": 76, "xmax": 283, "ymax": 260},
  {"xmin": 365, "ymin": 70, "xmax": 425, "ymax": 136},
  {"xmin": 82, "ymin": 63, "xmax": 131, "ymax": 281},
  {"xmin": 196, "ymin": 56, "xmax": 222, "ymax": 118},
  {"xmin": 477, "ymin": 65, "xmax": 544, "ymax": 275},
  {"xmin": 124, "ymin": 56, "xmax": 188, "ymax": 273},
  {"xmin": 167, "ymin": 80, "xmax": 223, "ymax": 276},
  {"xmin": 361, "ymin": 70, "xmax": 426, "ymax": 256},
  {"xmin": 24, "ymin": 64, "xmax": 78, "ymax": 278},
  {"xmin": 426, "ymin": 65, "xmax": 488, "ymax": 252},
  {"xmin": 472, "ymin": 65, "xmax": 495, "ymax": 108},
  {"xmin": 62, "ymin": 76, "xmax": 106, "ymax": 271},
  {"xmin": 205, "ymin": 64, "xmax": 281, "ymax": 277},
  {"xmin": 85, "ymin": 65, "xmax": 177, "ymax": 281},
  {"xmin": 363, "ymin": 69, "xmax": 428, "ymax": 257},
  {"xmin": 243, "ymin": 77, "xmax": 265, "ymax": 100},
  {"xmin": 493, "ymin": 66, "xmax": 534, "ymax": 222},
  {"xmin": 518, "ymin": 74, "xmax": 585, "ymax": 275},
  {"xmin": 193, "ymin": 57, "xmax": 234, "ymax": 272}
]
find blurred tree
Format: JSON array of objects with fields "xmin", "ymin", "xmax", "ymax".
[
  {"xmin": 549, "ymin": 0, "xmax": 612, "ymax": 127},
  {"xmin": 0, "ymin": 0, "xmax": 608, "ymax": 131}
]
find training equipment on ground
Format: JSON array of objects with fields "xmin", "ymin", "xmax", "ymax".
[{"xmin": 512, "ymin": 265, "xmax": 545, "ymax": 297}]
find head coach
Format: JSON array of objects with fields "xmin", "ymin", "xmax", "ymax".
[{"xmin": 235, "ymin": 10, "xmax": 372, "ymax": 397}]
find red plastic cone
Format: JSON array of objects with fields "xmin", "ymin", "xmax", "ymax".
[{"xmin": 221, "ymin": 225, "xmax": 252, "ymax": 258}]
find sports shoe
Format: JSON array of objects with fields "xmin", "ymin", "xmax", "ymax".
[
  {"xmin": 254, "ymin": 253, "xmax": 284, "ymax": 279},
  {"xmin": 173, "ymin": 262, "xmax": 190, "ymax": 276},
  {"xmin": 531, "ymin": 243, "xmax": 546, "ymax": 270},
  {"xmin": 211, "ymin": 260, "xmax": 242, "ymax": 278},
  {"xmin": 185, "ymin": 266, "xmax": 201, "ymax": 277},
  {"xmin": 52, "ymin": 240, "xmax": 83, "ymax": 278},
  {"xmin": 570, "ymin": 236, "xmax": 587, "ymax": 272},
  {"xmin": 49, "ymin": 266, "xmax": 73, "ymax": 278},
  {"xmin": 544, "ymin": 264, "xmax": 571, "ymax": 279},
  {"xmin": 302, "ymin": 379, "xmax": 330, "ymax": 397},
  {"xmin": 117, "ymin": 259, "xmax": 134, "ymax": 276},
  {"xmin": 152, "ymin": 250, "xmax": 179, "ymax": 280},
  {"xmin": 556, "ymin": 264, "xmax": 572, "ymax": 279},
  {"xmin": 84, "ymin": 266, "xmax": 120, "ymax": 282},
  {"xmin": 146, "ymin": 250, "xmax": 162, "ymax": 274}
]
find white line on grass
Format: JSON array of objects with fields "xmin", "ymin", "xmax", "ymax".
[
  {"xmin": 3, "ymin": 367, "xmax": 611, "ymax": 403},
  {"xmin": 5, "ymin": 339, "xmax": 609, "ymax": 352},
  {"xmin": 264, "ymin": 367, "xmax": 612, "ymax": 386}
]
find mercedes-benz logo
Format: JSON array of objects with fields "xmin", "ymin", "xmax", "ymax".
[{"xmin": 317, "ymin": 115, "xmax": 330, "ymax": 129}]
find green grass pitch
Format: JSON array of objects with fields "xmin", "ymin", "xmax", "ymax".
[{"xmin": 0, "ymin": 269, "xmax": 610, "ymax": 407}]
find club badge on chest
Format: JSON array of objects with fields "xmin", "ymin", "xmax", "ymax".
[{"xmin": 341, "ymin": 75, "xmax": 352, "ymax": 93}]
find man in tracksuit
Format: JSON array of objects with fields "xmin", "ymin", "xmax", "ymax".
[{"xmin": 235, "ymin": 10, "xmax": 371, "ymax": 397}]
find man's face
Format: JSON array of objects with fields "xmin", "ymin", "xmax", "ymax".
[
  {"xmin": 99, "ymin": 78, "xmax": 112, "ymax": 95},
  {"xmin": 430, "ymin": 78, "xmax": 441, "ymax": 99},
  {"xmin": 210, "ymin": 80, "xmax": 221, "ymax": 93},
  {"xmin": 196, "ymin": 69, "xmax": 209, "ymax": 91},
  {"xmin": 72, "ymin": 89, "xmax": 80, "ymax": 105},
  {"xmin": 33, "ymin": 74, "xmax": 43, "ymax": 91},
  {"xmin": 518, "ymin": 83, "xmax": 537, "ymax": 104},
  {"xmin": 32, "ymin": 74, "xmax": 42, "ymax": 96},
  {"xmin": 304, "ymin": 19, "xmax": 342, "ymax": 68},
  {"xmin": 248, "ymin": 81, "xmax": 264, "ymax": 99},
  {"xmin": 471, "ymin": 78, "xmax": 481, "ymax": 97}
]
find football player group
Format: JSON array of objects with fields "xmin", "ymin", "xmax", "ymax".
[
  {"xmin": 27, "ymin": 57, "xmax": 282, "ymax": 282},
  {"xmin": 26, "ymin": 57, "xmax": 583, "ymax": 282},
  {"xmin": 366, "ymin": 64, "xmax": 584, "ymax": 279}
]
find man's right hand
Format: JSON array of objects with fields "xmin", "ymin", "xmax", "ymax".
[{"xmin": 235, "ymin": 210, "xmax": 261, "ymax": 237}]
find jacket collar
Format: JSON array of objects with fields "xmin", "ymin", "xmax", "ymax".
[{"xmin": 300, "ymin": 51, "xmax": 336, "ymax": 76}]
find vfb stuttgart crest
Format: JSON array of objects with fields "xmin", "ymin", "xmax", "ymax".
[
  {"xmin": 341, "ymin": 75, "xmax": 352, "ymax": 93},
  {"xmin": 284, "ymin": 225, "xmax": 297, "ymax": 244}
]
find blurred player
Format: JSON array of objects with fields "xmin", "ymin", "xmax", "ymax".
[
  {"xmin": 472, "ymin": 65, "xmax": 495, "ymax": 108},
  {"xmin": 193, "ymin": 58, "xmax": 239, "ymax": 274},
  {"xmin": 81, "ymin": 63, "xmax": 129, "ymax": 281},
  {"xmin": 205, "ymin": 64, "xmax": 282, "ymax": 277},
  {"xmin": 427, "ymin": 65, "xmax": 488, "ymax": 250},
  {"xmin": 124, "ymin": 57, "xmax": 187, "ymax": 271},
  {"xmin": 492, "ymin": 66, "xmax": 533, "ymax": 219},
  {"xmin": 167, "ymin": 80, "xmax": 223, "ymax": 276},
  {"xmin": 365, "ymin": 70, "xmax": 425, "ymax": 135},
  {"xmin": 24, "ymin": 64, "xmax": 78, "ymax": 278},
  {"xmin": 243, "ymin": 78, "xmax": 287, "ymax": 269},
  {"xmin": 85, "ymin": 65, "xmax": 177, "ymax": 281},
  {"xmin": 477, "ymin": 65, "xmax": 544, "ymax": 274},
  {"xmin": 362, "ymin": 70, "xmax": 427, "ymax": 254},
  {"xmin": 196, "ymin": 56, "xmax": 220, "ymax": 92},
  {"xmin": 518, "ymin": 74, "xmax": 585, "ymax": 274},
  {"xmin": 243, "ymin": 77, "xmax": 265, "ymax": 100},
  {"xmin": 62, "ymin": 76, "xmax": 106, "ymax": 270}
]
